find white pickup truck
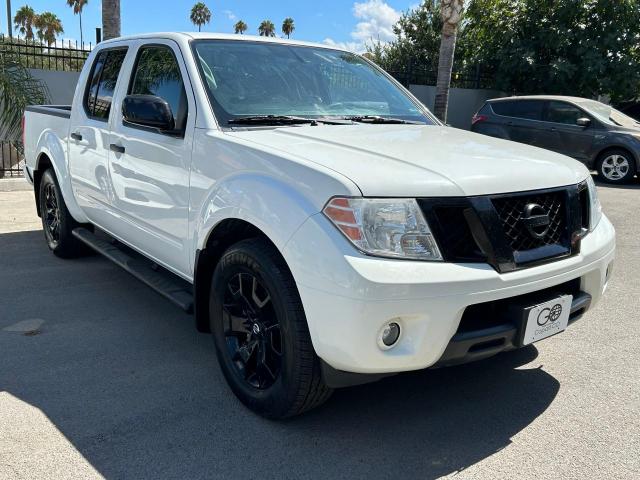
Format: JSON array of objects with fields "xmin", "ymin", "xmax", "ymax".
[{"xmin": 23, "ymin": 33, "xmax": 615, "ymax": 418}]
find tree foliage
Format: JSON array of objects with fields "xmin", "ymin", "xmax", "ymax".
[
  {"xmin": 282, "ymin": 18, "xmax": 295, "ymax": 39},
  {"xmin": 258, "ymin": 20, "xmax": 276, "ymax": 37},
  {"xmin": 34, "ymin": 12, "xmax": 64, "ymax": 47},
  {"xmin": 234, "ymin": 20, "xmax": 248, "ymax": 34},
  {"xmin": 369, "ymin": 0, "xmax": 640, "ymax": 101},
  {"xmin": 66, "ymin": 0, "xmax": 89, "ymax": 45},
  {"xmin": 190, "ymin": 2, "xmax": 212, "ymax": 32},
  {"xmin": 14, "ymin": 5, "xmax": 38, "ymax": 40},
  {"xmin": 0, "ymin": 53, "xmax": 50, "ymax": 140}
]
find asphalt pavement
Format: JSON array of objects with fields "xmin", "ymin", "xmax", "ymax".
[{"xmin": 0, "ymin": 177, "xmax": 638, "ymax": 479}]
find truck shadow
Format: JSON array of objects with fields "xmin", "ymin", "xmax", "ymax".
[{"xmin": 1, "ymin": 229, "xmax": 559, "ymax": 479}]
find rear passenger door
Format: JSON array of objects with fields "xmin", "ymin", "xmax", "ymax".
[
  {"xmin": 69, "ymin": 46, "xmax": 128, "ymax": 226},
  {"xmin": 107, "ymin": 41, "xmax": 195, "ymax": 277},
  {"xmin": 541, "ymin": 101, "xmax": 595, "ymax": 161},
  {"xmin": 490, "ymin": 100, "xmax": 548, "ymax": 148}
]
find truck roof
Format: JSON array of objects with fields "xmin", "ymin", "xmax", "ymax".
[{"xmin": 99, "ymin": 32, "xmax": 350, "ymax": 53}]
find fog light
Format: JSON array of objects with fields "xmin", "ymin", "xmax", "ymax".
[{"xmin": 379, "ymin": 322, "xmax": 401, "ymax": 348}]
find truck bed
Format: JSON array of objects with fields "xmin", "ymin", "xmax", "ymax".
[{"xmin": 23, "ymin": 105, "xmax": 72, "ymax": 179}]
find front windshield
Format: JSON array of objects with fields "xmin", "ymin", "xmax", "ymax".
[
  {"xmin": 576, "ymin": 99, "xmax": 640, "ymax": 128},
  {"xmin": 192, "ymin": 40, "xmax": 433, "ymax": 126}
]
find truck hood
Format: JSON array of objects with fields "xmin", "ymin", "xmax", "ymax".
[{"xmin": 227, "ymin": 125, "xmax": 589, "ymax": 197}]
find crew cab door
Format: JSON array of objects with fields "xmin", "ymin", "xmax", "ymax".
[
  {"xmin": 68, "ymin": 45, "xmax": 129, "ymax": 226},
  {"xmin": 107, "ymin": 40, "xmax": 195, "ymax": 277}
]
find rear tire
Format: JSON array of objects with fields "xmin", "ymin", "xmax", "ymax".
[
  {"xmin": 38, "ymin": 168, "xmax": 84, "ymax": 258},
  {"xmin": 596, "ymin": 149, "xmax": 636, "ymax": 184},
  {"xmin": 209, "ymin": 238, "xmax": 332, "ymax": 418}
]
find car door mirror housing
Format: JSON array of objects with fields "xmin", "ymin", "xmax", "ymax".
[
  {"xmin": 576, "ymin": 117, "xmax": 591, "ymax": 127},
  {"xmin": 122, "ymin": 95, "xmax": 175, "ymax": 132}
]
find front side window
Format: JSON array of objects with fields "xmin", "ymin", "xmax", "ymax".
[
  {"xmin": 546, "ymin": 101, "xmax": 585, "ymax": 125},
  {"xmin": 192, "ymin": 40, "xmax": 432, "ymax": 126},
  {"xmin": 491, "ymin": 100, "xmax": 544, "ymax": 121},
  {"xmin": 129, "ymin": 46, "xmax": 188, "ymax": 131},
  {"xmin": 85, "ymin": 48, "xmax": 128, "ymax": 120}
]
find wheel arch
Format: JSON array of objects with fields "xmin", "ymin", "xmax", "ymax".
[
  {"xmin": 32, "ymin": 134, "xmax": 89, "ymax": 223},
  {"xmin": 193, "ymin": 218, "xmax": 293, "ymax": 333}
]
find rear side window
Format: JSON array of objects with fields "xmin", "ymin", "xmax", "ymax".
[
  {"xmin": 491, "ymin": 100, "xmax": 544, "ymax": 121},
  {"xmin": 546, "ymin": 101, "xmax": 585, "ymax": 125},
  {"xmin": 129, "ymin": 45, "xmax": 188, "ymax": 132},
  {"xmin": 85, "ymin": 48, "xmax": 128, "ymax": 120}
]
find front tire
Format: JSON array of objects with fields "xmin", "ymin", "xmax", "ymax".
[
  {"xmin": 38, "ymin": 168, "xmax": 84, "ymax": 258},
  {"xmin": 596, "ymin": 150, "xmax": 636, "ymax": 184},
  {"xmin": 209, "ymin": 238, "xmax": 332, "ymax": 418}
]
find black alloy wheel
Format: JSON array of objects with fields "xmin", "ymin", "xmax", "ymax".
[
  {"xmin": 222, "ymin": 271, "xmax": 282, "ymax": 389},
  {"xmin": 38, "ymin": 168, "xmax": 85, "ymax": 258},
  {"xmin": 43, "ymin": 181, "xmax": 61, "ymax": 245},
  {"xmin": 210, "ymin": 238, "xmax": 332, "ymax": 418}
]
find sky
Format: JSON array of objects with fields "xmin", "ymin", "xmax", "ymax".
[{"xmin": 1, "ymin": 0, "xmax": 417, "ymax": 52}]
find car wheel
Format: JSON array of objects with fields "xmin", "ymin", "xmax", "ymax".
[
  {"xmin": 38, "ymin": 168, "xmax": 84, "ymax": 258},
  {"xmin": 209, "ymin": 238, "xmax": 332, "ymax": 418},
  {"xmin": 597, "ymin": 150, "xmax": 636, "ymax": 184}
]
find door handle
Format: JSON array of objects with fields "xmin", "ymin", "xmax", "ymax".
[
  {"xmin": 70, "ymin": 132, "xmax": 83, "ymax": 141},
  {"xmin": 549, "ymin": 127, "xmax": 557, "ymax": 132},
  {"xmin": 110, "ymin": 144, "xmax": 125, "ymax": 154}
]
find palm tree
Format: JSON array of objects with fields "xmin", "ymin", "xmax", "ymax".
[
  {"xmin": 258, "ymin": 20, "xmax": 276, "ymax": 37},
  {"xmin": 281, "ymin": 17, "xmax": 295, "ymax": 39},
  {"xmin": 190, "ymin": 2, "xmax": 211, "ymax": 32},
  {"xmin": 433, "ymin": 0, "xmax": 464, "ymax": 122},
  {"xmin": 13, "ymin": 5, "xmax": 37, "ymax": 40},
  {"xmin": 66, "ymin": 0, "xmax": 88, "ymax": 46},
  {"xmin": 34, "ymin": 12, "xmax": 63, "ymax": 47},
  {"xmin": 102, "ymin": 0, "xmax": 120, "ymax": 40},
  {"xmin": 0, "ymin": 52, "xmax": 49, "ymax": 142},
  {"xmin": 234, "ymin": 20, "xmax": 247, "ymax": 34}
]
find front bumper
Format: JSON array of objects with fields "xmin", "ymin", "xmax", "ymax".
[{"xmin": 284, "ymin": 213, "xmax": 615, "ymax": 375}]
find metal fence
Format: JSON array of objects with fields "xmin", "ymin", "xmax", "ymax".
[
  {"xmin": 0, "ymin": 141, "xmax": 24, "ymax": 178},
  {"xmin": 0, "ymin": 34, "xmax": 92, "ymax": 72},
  {"xmin": 389, "ymin": 63, "xmax": 495, "ymax": 90}
]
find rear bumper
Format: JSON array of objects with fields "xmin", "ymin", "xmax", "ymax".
[{"xmin": 285, "ymin": 212, "xmax": 616, "ymax": 375}]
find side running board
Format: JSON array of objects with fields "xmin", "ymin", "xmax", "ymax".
[{"xmin": 72, "ymin": 228, "xmax": 194, "ymax": 313}]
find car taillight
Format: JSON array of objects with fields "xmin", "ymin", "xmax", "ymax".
[
  {"xmin": 21, "ymin": 114, "xmax": 26, "ymax": 146},
  {"xmin": 471, "ymin": 114, "xmax": 488, "ymax": 126}
]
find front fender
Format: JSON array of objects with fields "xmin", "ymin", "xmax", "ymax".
[
  {"xmin": 35, "ymin": 129, "xmax": 89, "ymax": 223},
  {"xmin": 192, "ymin": 172, "xmax": 321, "ymax": 263}
]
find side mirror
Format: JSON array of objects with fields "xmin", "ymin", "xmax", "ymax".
[
  {"xmin": 122, "ymin": 95, "xmax": 175, "ymax": 131},
  {"xmin": 576, "ymin": 117, "xmax": 591, "ymax": 127}
]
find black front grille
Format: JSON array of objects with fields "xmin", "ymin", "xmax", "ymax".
[
  {"xmin": 418, "ymin": 184, "xmax": 584, "ymax": 273},
  {"xmin": 492, "ymin": 190, "xmax": 567, "ymax": 252},
  {"xmin": 433, "ymin": 206, "xmax": 485, "ymax": 261}
]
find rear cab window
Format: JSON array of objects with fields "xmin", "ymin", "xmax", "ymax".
[
  {"xmin": 490, "ymin": 100, "xmax": 544, "ymax": 121},
  {"xmin": 84, "ymin": 48, "xmax": 128, "ymax": 120}
]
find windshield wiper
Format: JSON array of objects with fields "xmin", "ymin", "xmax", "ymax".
[
  {"xmin": 228, "ymin": 115, "xmax": 349, "ymax": 126},
  {"xmin": 341, "ymin": 115, "xmax": 424, "ymax": 125}
]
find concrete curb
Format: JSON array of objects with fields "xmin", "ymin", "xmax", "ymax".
[{"xmin": 0, "ymin": 178, "xmax": 32, "ymax": 192}]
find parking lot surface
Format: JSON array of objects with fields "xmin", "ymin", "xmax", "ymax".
[{"xmin": 1, "ymin": 179, "xmax": 638, "ymax": 479}]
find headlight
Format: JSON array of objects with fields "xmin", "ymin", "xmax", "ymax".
[
  {"xmin": 323, "ymin": 197, "xmax": 443, "ymax": 260},
  {"xmin": 586, "ymin": 175, "xmax": 602, "ymax": 231}
]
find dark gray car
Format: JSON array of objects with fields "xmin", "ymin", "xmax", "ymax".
[{"xmin": 471, "ymin": 95, "xmax": 640, "ymax": 184}]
